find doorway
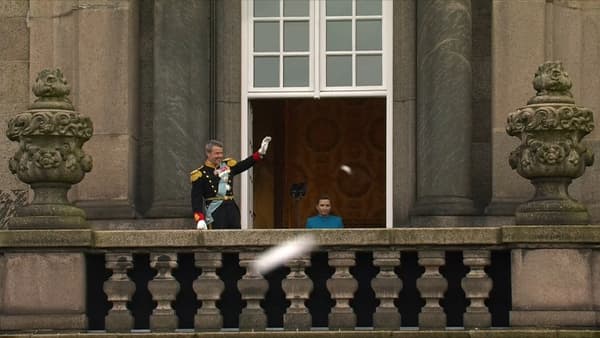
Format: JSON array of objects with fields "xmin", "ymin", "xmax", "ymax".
[{"xmin": 252, "ymin": 98, "xmax": 386, "ymax": 229}]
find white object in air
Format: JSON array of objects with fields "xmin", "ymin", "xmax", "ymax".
[
  {"xmin": 340, "ymin": 164, "xmax": 352, "ymax": 175},
  {"xmin": 251, "ymin": 234, "xmax": 317, "ymax": 275}
]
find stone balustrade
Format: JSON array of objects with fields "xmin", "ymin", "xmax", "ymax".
[{"xmin": 1, "ymin": 227, "xmax": 600, "ymax": 333}]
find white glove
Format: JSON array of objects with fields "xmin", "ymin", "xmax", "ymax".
[
  {"xmin": 196, "ymin": 220, "xmax": 207, "ymax": 230},
  {"xmin": 258, "ymin": 136, "xmax": 272, "ymax": 156}
]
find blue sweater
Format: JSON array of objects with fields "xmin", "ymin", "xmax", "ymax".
[{"xmin": 306, "ymin": 215, "xmax": 344, "ymax": 229}]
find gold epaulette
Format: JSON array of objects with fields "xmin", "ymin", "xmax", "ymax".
[
  {"xmin": 190, "ymin": 168, "xmax": 203, "ymax": 182},
  {"xmin": 225, "ymin": 158, "xmax": 237, "ymax": 167}
]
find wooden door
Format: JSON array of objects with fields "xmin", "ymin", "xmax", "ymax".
[{"xmin": 252, "ymin": 98, "xmax": 386, "ymax": 228}]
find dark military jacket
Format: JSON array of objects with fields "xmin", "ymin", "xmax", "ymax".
[{"xmin": 190, "ymin": 154, "xmax": 259, "ymax": 219}]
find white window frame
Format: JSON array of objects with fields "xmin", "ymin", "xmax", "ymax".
[{"xmin": 241, "ymin": 0, "xmax": 393, "ymax": 229}]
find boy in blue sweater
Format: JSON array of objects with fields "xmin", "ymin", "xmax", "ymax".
[{"xmin": 305, "ymin": 196, "xmax": 344, "ymax": 229}]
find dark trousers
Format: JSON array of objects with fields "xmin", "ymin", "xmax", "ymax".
[{"xmin": 211, "ymin": 200, "xmax": 241, "ymax": 229}]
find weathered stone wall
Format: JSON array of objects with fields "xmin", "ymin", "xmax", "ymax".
[{"xmin": 0, "ymin": 1, "xmax": 29, "ymax": 229}]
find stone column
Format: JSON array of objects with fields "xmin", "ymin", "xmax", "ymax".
[
  {"xmin": 461, "ymin": 250, "xmax": 492, "ymax": 329},
  {"xmin": 416, "ymin": 250, "xmax": 447, "ymax": 329},
  {"xmin": 282, "ymin": 255, "xmax": 313, "ymax": 330},
  {"xmin": 148, "ymin": 253, "xmax": 179, "ymax": 331},
  {"xmin": 27, "ymin": 0, "xmax": 141, "ymax": 219},
  {"xmin": 144, "ymin": 0, "xmax": 211, "ymax": 218},
  {"xmin": 104, "ymin": 253, "xmax": 135, "ymax": 332},
  {"xmin": 326, "ymin": 251, "xmax": 358, "ymax": 330},
  {"xmin": 392, "ymin": 0, "xmax": 417, "ymax": 225},
  {"xmin": 371, "ymin": 251, "xmax": 402, "ymax": 329},
  {"xmin": 0, "ymin": 253, "xmax": 87, "ymax": 330},
  {"xmin": 413, "ymin": 0, "xmax": 476, "ymax": 216},
  {"xmin": 485, "ymin": 0, "xmax": 545, "ymax": 216},
  {"xmin": 193, "ymin": 252, "xmax": 224, "ymax": 331},
  {"xmin": 237, "ymin": 252, "xmax": 268, "ymax": 330}
]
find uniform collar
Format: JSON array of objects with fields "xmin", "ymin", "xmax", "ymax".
[{"xmin": 204, "ymin": 160, "xmax": 218, "ymax": 169}]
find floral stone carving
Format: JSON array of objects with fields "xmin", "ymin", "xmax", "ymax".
[
  {"xmin": 5, "ymin": 69, "xmax": 93, "ymax": 229},
  {"xmin": 507, "ymin": 61, "xmax": 594, "ymax": 224}
]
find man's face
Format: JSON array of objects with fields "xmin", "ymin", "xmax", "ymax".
[
  {"xmin": 206, "ymin": 145, "xmax": 224, "ymax": 166},
  {"xmin": 316, "ymin": 199, "xmax": 331, "ymax": 216}
]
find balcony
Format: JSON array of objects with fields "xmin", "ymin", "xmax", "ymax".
[{"xmin": 1, "ymin": 226, "xmax": 599, "ymax": 337}]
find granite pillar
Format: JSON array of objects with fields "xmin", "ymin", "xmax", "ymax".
[
  {"xmin": 392, "ymin": 0, "xmax": 417, "ymax": 225},
  {"xmin": 144, "ymin": 0, "xmax": 210, "ymax": 218},
  {"xmin": 215, "ymin": 0, "xmax": 242, "ymax": 198},
  {"xmin": 485, "ymin": 0, "xmax": 545, "ymax": 216},
  {"xmin": 413, "ymin": 0, "xmax": 476, "ymax": 216},
  {"xmin": 0, "ymin": 253, "xmax": 87, "ymax": 330}
]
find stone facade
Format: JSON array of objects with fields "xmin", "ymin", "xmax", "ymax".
[
  {"xmin": 5, "ymin": 0, "xmax": 600, "ymax": 227},
  {"xmin": 2, "ymin": 1, "xmax": 600, "ymax": 332}
]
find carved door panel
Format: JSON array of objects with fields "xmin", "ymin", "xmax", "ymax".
[{"xmin": 282, "ymin": 98, "xmax": 386, "ymax": 228}]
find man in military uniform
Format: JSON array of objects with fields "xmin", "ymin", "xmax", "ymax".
[{"xmin": 191, "ymin": 137, "xmax": 271, "ymax": 229}]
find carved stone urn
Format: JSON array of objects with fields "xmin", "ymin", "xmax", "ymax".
[
  {"xmin": 507, "ymin": 61, "xmax": 594, "ymax": 225},
  {"xmin": 5, "ymin": 69, "xmax": 93, "ymax": 229}
]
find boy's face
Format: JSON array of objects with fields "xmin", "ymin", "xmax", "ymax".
[
  {"xmin": 206, "ymin": 145, "xmax": 224, "ymax": 166},
  {"xmin": 316, "ymin": 198, "xmax": 331, "ymax": 216}
]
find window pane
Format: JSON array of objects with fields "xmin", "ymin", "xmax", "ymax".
[
  {"xmin": 254, "ymin": 56, "xmax": 280, "ymax": 87},
  {"xmin": 356, "ymin": 55, "xmax": 382, "ymax": 86},
  {"xmin": 326, "ymin": 55, "xmax": 352, "ymax": 86},
  {"xmin": 326, "ymin": 20, "xmax": 352, "ymax": 51},
  {"xmin": 254, "ymin": 0, "xmax": 279, "ymax": 17},
  {"xmin": 326, "ymin": 0, "xmax": 352, "ymax": 16},
  {"xmin": 254, "ymin": 21, "xmax": 279, "ymax": 52},
  {"xmin": 284, "ymin": 0, "xmax": 309, "ymax": 16},
  {"xmin": 284, "ymin": 21, "xmax": 309, "ymax": 51},
  {"xmin": 356, "ymin": 0, "xmax": 381, "ymax": 15},
  {"xmin": 284, "ymin": 56, "xmax": 309, "ymax": 87},
  {"xmin": 356, "ymin": 20, "xmax": 381, "ymax": 51}
]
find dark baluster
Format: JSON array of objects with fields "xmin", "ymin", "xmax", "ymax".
[
  {"xmin": 282, "ymin": 255, "xmax": 313, "ymax": 330},
  {"xmin": 193, "ymin": 252, "xmax": 224, "ymax": 331},
  {"xmin": 462, "ymin": 250, "xmax": 492, "ymax": 328},
  {"xmin": 238, "ymin": 252, "xmax": 268, "ymax": 330},
  {"xmin": 371, "ymin": 250, "xmax": 402, "ymax": 329},
  {"xmin": 416, "ymin": 250, "xmax": 447, "ymax": 329},
  {"xmin": 104, "ymin": 252, "xmax": 135, "ymax": 332},
  {"xmin": 148, "ymin": 253, "xmax": 179, "ymax": 331},
  {"xmin": 326, "ymin": 251, "xmax": 357, "ymax": 330}
]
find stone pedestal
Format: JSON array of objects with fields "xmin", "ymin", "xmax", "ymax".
[
  {"xmin": 0, "ymin": 253, "xmax": 87, "ymax": 330},
  {"xmin": 511, "ymin": 249, "xmax": 596, "ymax": 326}
]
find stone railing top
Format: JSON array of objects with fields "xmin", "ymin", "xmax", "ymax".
[{"xmin": 1, "ymin": 226, "xmax": 600, "ymax": 249}]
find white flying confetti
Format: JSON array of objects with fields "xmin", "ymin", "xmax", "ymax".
[
  {"xmin": 251, "ymin": 234, "xmax": 317, "ymax": 275},
  {"xmin": 340, "ymin": 164, "xmax": 352, "ymax": 175}
]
